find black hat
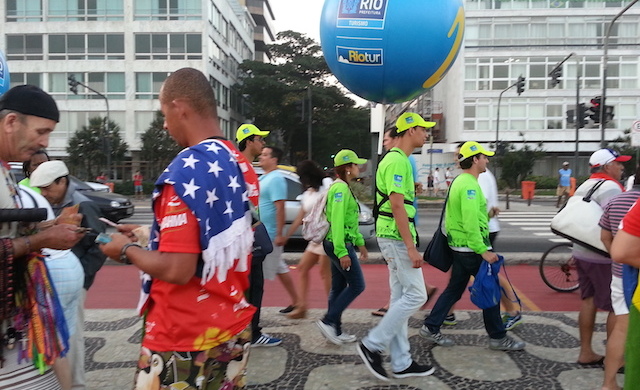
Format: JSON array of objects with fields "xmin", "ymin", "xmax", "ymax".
[{"xmin": 0, "ymin": 85, "xmax": 59, "ymax": 122}]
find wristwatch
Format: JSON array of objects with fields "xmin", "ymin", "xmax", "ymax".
[{"xmin": 119, "ymin": 242, "xmax": 142, "ymax": 264}]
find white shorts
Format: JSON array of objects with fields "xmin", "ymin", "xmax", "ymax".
[
  {"xmin": 305, "ymin": 241, "xmax": 326, "ymax": 256},
  {"xmin": 610, "ymin": 275, "xmax": 629, "ymax": 316},
  {"xmin": 262, "ymin": 244, "xmax": 289, "ymax": 280}
]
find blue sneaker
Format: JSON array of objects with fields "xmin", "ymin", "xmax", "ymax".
[
  {"xmin": 251, "ymin": 333, "xmax": 282, "ymax": 347},
  {"xmin": 502, "ymin": 313, "xmax": 523, "ymax": 331}
]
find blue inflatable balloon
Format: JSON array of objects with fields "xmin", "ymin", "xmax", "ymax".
[
  {"xmin": 0, "ymin": 50, "xmax": 9, "ymax": 97},
  {"xmin": 320, "ymin": 0, "xmax": 464, "ymax": 103}
]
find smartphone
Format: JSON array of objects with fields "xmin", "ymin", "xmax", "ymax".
[
  {"xmin": 99, "ymin": 217, "xmax": 119, "ymax": 227},
  {"xmin": 75, "ymin": 227, "xmax": 93, "ymax": 234},
  {"xmin": 95, "ymin": 233, "xmax": 112, "ymax": 244}
]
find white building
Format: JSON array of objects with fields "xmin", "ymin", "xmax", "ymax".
[
  {"xmin": 1, "ymin": 0, "xmax": 258, "ymax": 166},
  {"xmin": 415, "ymin": 0, "xmax": 640, "ymax": 178}
]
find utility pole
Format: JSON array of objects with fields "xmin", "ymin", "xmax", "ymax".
[
  {"xmin": 68, "ymin": 74, "xmax": 112, "ymax": 179},
  {"xmin": 307, "ymin": 87, "xmax": 312, "ymax": 160}
]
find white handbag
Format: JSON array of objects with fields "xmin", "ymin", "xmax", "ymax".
[{"xmin": 550, "ymin": 180, "xmax": 609, "ymax": 257}]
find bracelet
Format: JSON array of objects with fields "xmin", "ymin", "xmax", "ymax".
[
  {"xmin": 23, "ymin": 236, "xmax": 32, "ymax": 255},
  {"xmin": 119, "ymin": 243, "xmax": 142, "ymax": 265}
]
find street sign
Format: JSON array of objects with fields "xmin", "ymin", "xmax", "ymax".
[
  {"xmin": 427, "ymin": 148, "xmax": 443, "ymax": 153},
  {"xmin": 632, "ymin": 120, "xmax": 640, "ymax": 147}
]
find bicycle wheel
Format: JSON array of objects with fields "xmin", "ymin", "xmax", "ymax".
[{"xmin": 539, "ymin": 242, "xmax": 580, "ymax": 292}]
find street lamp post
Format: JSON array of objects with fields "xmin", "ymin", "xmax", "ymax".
[
  {"xmin": 495, "ymin": 76, "xmax": 525, "ymax": 149},
  {"xmin": 600, "ymin": 0, "xmax": 639, "ymax": 147},
  {"xmin": 68, "ymin": 74, "xmax": 111, "ymax": 179}
]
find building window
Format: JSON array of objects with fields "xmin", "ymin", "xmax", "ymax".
[
  {"xmin": 134, "ymin": 0, "xmax": 201, "ymax": 21},
  {"xmin": 6, "ymin": 35, "xmax": 43, "ymax": 60},
  {"xmin": 48, "ymin": 72, "xmax": 125, "ymax": 99},
  {"xmin": 135, "ymin": 33, "xmax": 202, "ymax": 60},
  {"xmin": 6, "ymin": 0, "xmax": 43, "ymax": 22},
  {"xmin": 48, "ymin": 0, "xmax": 124, "ymax": 21},
  {"xmin": 48, "ymin": 34, "xmax": 125, "ymax": 60},
  {"xmin": 9, "ymin": 73, "xmax": 42, "ymax": 88},
  {"xmin": 136, "ymin": 72, "xmax": 166, "ymax": 99}
]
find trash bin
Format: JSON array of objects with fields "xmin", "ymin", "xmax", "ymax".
[{"xmin": 521, "ymin": 181, "xmax": 536, "ymax": 205}]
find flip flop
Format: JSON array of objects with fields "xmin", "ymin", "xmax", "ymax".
[
  {"xmin": 371, "ymin": 308, "xmax": 388, "ymax": 317},
  {"xmin": 576, "ymin": 357, "xmax": 604, "ymax": 366}
]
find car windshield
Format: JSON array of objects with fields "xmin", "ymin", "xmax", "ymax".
[{"xmin": 68, "ymin": 176, "xmax": 94, "ymax": 191}]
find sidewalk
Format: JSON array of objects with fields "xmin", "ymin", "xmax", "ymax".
[
  {"xmin": 85, "ymin": 308, "xmax": 614, "ymax": 389},
  {"xmin": 83, "ymin": 262, "xmax": 620, "ymax": 389}
]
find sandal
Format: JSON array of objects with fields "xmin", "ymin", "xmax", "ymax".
[{"xmin": 371, "ymin": 307, "xmax": 388, "ymax": 317}]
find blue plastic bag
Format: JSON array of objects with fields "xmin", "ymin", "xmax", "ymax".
[
  {"xmin": 622, "ymin": 264, "xmax": 639, "ymax": 308},
  {"xmin": 469, "ymin": 255, "xmax": 504, "ymax": 310}
]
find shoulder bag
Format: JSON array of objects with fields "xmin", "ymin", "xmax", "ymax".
[
  {"xmin": 550, "ymin": 179, "xmax": 609, "ymax": 257},
  {"xmin": 423, "ymin": 180, "xmax": 455, "ymax": 272}
]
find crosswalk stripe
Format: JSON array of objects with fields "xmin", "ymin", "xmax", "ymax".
[
  {"xmin": 509, "ymin": 222, "xmax": 551, "ymax": 226},
  {"xmin": 521, "ymin": 227, "xmax": 550, "ymax": 231}
]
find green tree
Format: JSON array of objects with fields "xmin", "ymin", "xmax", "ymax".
[
  {"xmin": 238, "ymin": 30, "xmax": 369, "ymax": 167},
  {"xmin": 139, "ymin": 110, "xmax": 181, "ymax": 178},
  {"xmin": 606, "ymin": 128, "xmax": 639, "ymax": 176},
  {"xmin": 67, "ymin": 116, "xmax": 128, "ymax": 180},
  {"xmin": 493, "ymin": 141, "xmax": 545, "ymax": 188}
]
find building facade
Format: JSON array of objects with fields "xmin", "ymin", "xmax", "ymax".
[
  {"xmin": 1, "ymin": 0, "xmax": 256, "ymax": 165},
  {"xmin": 411, "ymin": 0, "xmax": 640, "ymax": 180}
]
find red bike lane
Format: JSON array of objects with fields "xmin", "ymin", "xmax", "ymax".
[{"xmin": 87, "ymin": 262, "xmax": 583, "ymax": 313}]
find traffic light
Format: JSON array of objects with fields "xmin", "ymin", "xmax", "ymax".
[
  {"xmin": 567, "ymin": 104, "xmax": 586, "ymax": 128},
  {"xmin": 577, "ymin": 103, "xmax": 586, "ymax": 128},
  {"xmin": 516, "ymin": 76, "xmax": 525, "ymax": 96},
  {"xmin": 566, "ymin": 109, "xmax": 575, "ymax": 124},
  {"xmin": 550, "ymin": 67, "xmax": 562, "ymax": 88},
  {"xmin": 604, "ymin": 105, "xmax": 614, "ymax": 123},
  {"xmin": 589, "ymin": 96, "xmax": 601, "ymax": 123},
  {"xmin": 68, "ymin": 74, "xmax": 79, "ymax": 95}
]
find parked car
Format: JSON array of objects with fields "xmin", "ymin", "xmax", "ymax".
[
  {"xmin": 253, "ymin": 166, "xmax": 375, "ymax": 241},
  {"xmin": 9, "ymin": 164, "xmax": 134, "ymax": 222}
]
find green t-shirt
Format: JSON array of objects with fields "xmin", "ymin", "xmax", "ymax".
[
  {"xmin": 445, "ymin": 172, "xmax": 491, "ymax": 254},
  {"xmin": 375, "ymin": 148, "xmax": 416, "ymax": 242},
  {"xmin": 325, "ymin": 180, "xmax": 365, "ymax": 258}
]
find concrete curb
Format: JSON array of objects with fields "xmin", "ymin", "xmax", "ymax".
[{"xmin": 283, "ymin": 251, "xmax": 541, "ymax": 266}]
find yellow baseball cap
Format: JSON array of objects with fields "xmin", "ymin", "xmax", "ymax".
[
  {"xmin": 334, "ymin": 149, "xmax": 367, "ymax": 167},
  {"xmin": 458, "ymin": 141, "xmax": 495, "ymax": 161},
  {"xmin": 395, "ymin": 112, "xmax": 436, "ymax": 132},
  {"xmin": 236, "ymin": 124, "xmax": 270, "ymax": 143}
]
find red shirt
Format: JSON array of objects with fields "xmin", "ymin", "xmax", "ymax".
[
  {"xmin": 133, "ymin": 174, "xmax": 143, "ymax": 186},
  {"xmin": 142, "ymin": 185, "xmax": 254, "ymax": 352},
  {"xmin": 621, "ymin": 200, "xmax": 640, "ymax": 237}
]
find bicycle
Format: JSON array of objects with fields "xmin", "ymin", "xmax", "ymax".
[{"xmin": 539, "ymin": 242, "xmax": 580, "ymax": 292}]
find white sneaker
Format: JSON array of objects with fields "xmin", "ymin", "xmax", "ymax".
[
  {"xmin": 316, "ymin": 320, "xmax": 342, "ymax": 345},
  {"xmin": 337, "ymin": 333, "xmax": 357, "ymax": 343}
]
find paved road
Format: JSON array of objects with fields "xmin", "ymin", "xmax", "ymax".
[{"xmin": 121, "ymin": 198, "xmax": 564, "ymax": 259}]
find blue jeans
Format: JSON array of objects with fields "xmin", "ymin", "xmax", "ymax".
[
  {"xmin": 322, "ymin": 241, "xmax": 366, "ymax": 334},
  {"xmin": 363, "ymin": 238, "xmax": 427, "ymax": 373},
  {"xmin": 424, "ymin": 250, "xmax": 506, "ymax": 339}
]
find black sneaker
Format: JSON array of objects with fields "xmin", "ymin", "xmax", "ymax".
[
  {"xmin": 279, "ymin": 305, "xmax": 295, "ymax": 314},
  {"xmin": 357, "ymin": 342, "xmax": 389, "ymax": 381},
  {"xmin": 393, "ymin": 360, "xmax": 435, "ymax": 379}
]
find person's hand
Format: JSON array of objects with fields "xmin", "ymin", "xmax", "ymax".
[
  {"xmin": 54, "ymin": 213, "xmax": 83, "ymax": 227},
  {"xmin": 415, "ymin": 182, "xmax": 424, "ymax": 195},
  {"xmin": 408, "ymin": 246, "xmax": 423, "ymax": 268},
  {"xmin": 488, "ymin": 207, "xmax": 500, "ymax": 218},
  {"xmin": 38, "ymin": 224, "xmax": 85, "ymax": 250},
  {"xmin": 339, "ymin": 255, "xmax": 351, "ymax": 270},
  {"xmin": 98, "ymin": 233, "xmax": 133, "ymax": 261},
  {"xmin": 274, "ymin": 235, "xmax": 286, "ymax": 247},
  {"xmin": 481, "ymin": 251, "xmax": 498, "ymax": 263},
  {"xmin": 115, "ymin": 224, "xmax": 141, "ymax": 240},
  {"xmin": 358, "ymin": 246, "xmax": 368, "ymax": 262}
]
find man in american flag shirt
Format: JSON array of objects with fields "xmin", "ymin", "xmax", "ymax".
[{"xmin": 99, "ymin": 68, "xmax": 255, "ymax": 390}]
